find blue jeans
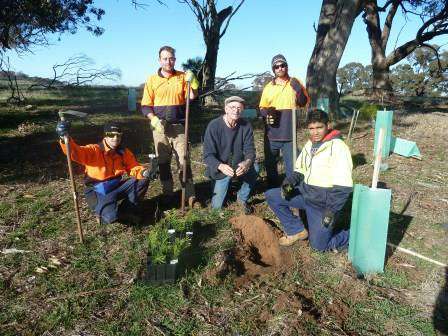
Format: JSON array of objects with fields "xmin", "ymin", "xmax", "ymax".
[
  {"xmin": 85, "ymin": 177, "xmax": 149, "ymax": 224},
  {"xmin": 211, "ymin": 165, "xmax": 258, "ymax": 209},
  {"xmin": 264, "ymin": 137, "xmax": 294, "ymax": 186},
  {"xmin": 265, "ymin": 187, "xmax": 349, "ymax": 251}
]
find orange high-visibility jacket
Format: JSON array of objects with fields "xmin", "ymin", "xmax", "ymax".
[{"xmin": 60, "ymin": 138, "xmax": 146, "ymax": 182}]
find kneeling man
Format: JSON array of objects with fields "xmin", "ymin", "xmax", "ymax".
[
  {"xmin": 203, "ymin": 96, "xmax": 257, "ymax": 214},
  {"xmin": 56, "ymin": 121, "xmax": 156, "ymax": 224},
  {"xmin": 265, "ymin": 109, "xmax": 352, "ymax": 251}
]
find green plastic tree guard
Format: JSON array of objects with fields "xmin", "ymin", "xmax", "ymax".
[
  {"xmin": 390, "ymin": 136, "xmax": 421, "ymax": 159},
  {"xmin": 128, "ymin": 88, "xmax": 137, "ymax": 112},
  {"xmin": 374, "ymin": 110, "xmax": 393, "ymax": 158},
  {"xmin": 316, "ymin": 97, "xmax": 329, "ymax": 114},
  {"xmin": 348, "ymin": 184, "xmax": 392, "ymax": 275},
  {"xmin": 242, "ymin": 108, "xmax": 257, "ymax": 119}
]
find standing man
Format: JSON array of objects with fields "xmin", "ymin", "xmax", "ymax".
[
  {"xmin": 141, "ymin": 45, "xmax": 199, "ymax": 206},
  {"xmin": 56, "ymin": 121, "xmax": 156, "ymax": 224},
  {"xmin": 259, "ymin": 54, "xmax": 309, "ymax": 187},
  {"xmin": 203, "ymin": 96, "xmax": 257, "ymax": 214},
  {"xmin": 265, "ymin": 110, "xmax": 352, "ymax": 251}
]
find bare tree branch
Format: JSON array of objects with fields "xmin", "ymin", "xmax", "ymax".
[
  {"xmin": 28, "ymin": 55, "xmax": 121, "ymax": 89},
  {"xmin": 381, "ymin": 0, "xmax": 401, "ymax": 50},
  {"xmin": 0, "ymin": 55, "xmax": 25, "ymax": 104},
  {"xmin": 220, "ymin": 0, "xmax": 245, "ymax": 38},
  {"xmin": 199, "ymin": 71, "xmax": 263, "ymax": 98}
]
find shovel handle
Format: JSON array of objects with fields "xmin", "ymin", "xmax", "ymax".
[
  {"xmin": 372, "ymin": 128, "xmax": 385, "ymax": 189},
  {"xmin": 181, "ymin": 81, "xmax": 191, "ymax": 213}
]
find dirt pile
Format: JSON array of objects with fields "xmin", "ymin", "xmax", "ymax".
[{"xmin": 207, "ymin": 215, "xmax": 294, "ymax": 286}]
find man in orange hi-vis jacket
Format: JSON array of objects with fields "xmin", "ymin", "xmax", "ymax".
[
  {"xmin": 56, "ymin": 121, "xmax": 156, "ymax": 224},
  {"xmin": 141, "ymin": 45, "xmax": 199, "ymax": 207}
]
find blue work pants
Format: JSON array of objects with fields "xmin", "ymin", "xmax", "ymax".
[
  {"xmin": 85, "ymin": 177, "xmax": 149, "ymax": 224},
  {"xmin": 211, "ymin": 166, "xmax": 257, "ymax": 209},
  {"xmin": 265, "ymin": 187, "xmax": 349, "ymax": 251}
]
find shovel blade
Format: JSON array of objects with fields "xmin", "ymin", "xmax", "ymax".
[
  {"xmin": 58, "ymin": 110, "xmax": 88, "ymax": 119},
  {"xmin": 348, "ymin": 184, "xmax": 392, "ymax": 275}
]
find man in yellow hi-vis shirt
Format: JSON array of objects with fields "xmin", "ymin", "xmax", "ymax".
[
  {"xmin": 141, "ymin": 45, "xmax": 199, "ymax": 206},
  {"xmin": 259, "ymin": 54, "xmax": 309, "ymax": 187}
]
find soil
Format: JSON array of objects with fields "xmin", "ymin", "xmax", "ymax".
[{"xmin": 206, "ymin": 215, "xmax": 295, "ymax": 287}]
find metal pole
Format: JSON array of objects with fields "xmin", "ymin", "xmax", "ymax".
[
  {"xmin": 60, "ymin": 115, "xmax": 84, "ymax": 243},
  {"xmin": 181, "ymin": 81, "xmax": 191, "ymax": 213},
  {"xmin": 292, "ymin": 108, "xmax": 297, "ymax": 164}
]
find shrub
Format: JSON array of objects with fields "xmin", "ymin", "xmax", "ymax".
[{"xmin": 358, "ymin": 103, "xmax": 380, "ymax": 120}]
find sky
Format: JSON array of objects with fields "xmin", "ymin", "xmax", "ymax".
[{"xmin": 6, "ymin": 0, "xmax": 447, "ymax": 88}]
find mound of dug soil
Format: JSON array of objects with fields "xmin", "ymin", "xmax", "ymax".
[
  {"xmin": 229, "ymin": 215, "xmax": 282, "ymax": 266},
  {"xmin": 208, "ymin": 215, "xmax": 294, "ymax": 286}
]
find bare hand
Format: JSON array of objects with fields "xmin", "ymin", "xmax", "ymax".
[
  {"xmin": 218, "ymin": 163, "xmax": 234, "ymax": 177},
  {"xmin": 235, "ymin": 160, "xmax": 250, "ymax": 176}
]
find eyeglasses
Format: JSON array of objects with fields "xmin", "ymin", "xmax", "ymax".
[
  {"xmin": 105, "ymin": 132, "xmax": 122, "ymax": 138},
  {"xmin": 227, "ymin": 105, "xmax": 243, "ymax": 111},
  {"xmin": 273, "ymin": 63, "xmax": 287, "ymax": 70}
]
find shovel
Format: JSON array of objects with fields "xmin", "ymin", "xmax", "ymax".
[
  {"xmin": 180, "ymin": 81, "xmax": 191, "ymax": 213},
  {"xmin": 348, "ymin": 128, "xmax": 392, "ymax": 275},
  {"xmin": 58, "ymin": 110, "xmax": 87, "ymax": 244}
]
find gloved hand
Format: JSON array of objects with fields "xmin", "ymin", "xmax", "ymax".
[
  {"xmin": 150, "ymin": 115, "xmax": 164, "ymax": 134},
  {"xmin": 266, "ymin": 108, "xmax": 278, "ymax": 126},
  {"xmin": 281, "ymin": 180, "xmax": 295, "ymax": 201},
  {"xmin": 322, "ymin": 209, "xmax": 335, "ymax": 230},
  {"xmin": 185, "ymin": 70, "xmax": 199, "ymax": 90},
  {"xmin": 56, "ymin": 120, "xmax": 70, "ymax": 139},
  {"xmin": 280, "ymin": 172, "xmax": 304, "ymax": 200}
]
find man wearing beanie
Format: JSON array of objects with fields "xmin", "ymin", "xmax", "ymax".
[
  {"xmin": 56, "ymin": 121, "xmax": 156, "ymax": 224},
  {"xmin": 259, "ymin": 54, "xmax": 310, "ymax": 187},
  {"xmin": 203, "ymin": 96, "xmax": 257, "ymax": 214}
]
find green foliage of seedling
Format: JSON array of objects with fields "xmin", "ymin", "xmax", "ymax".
[
  {"xmin": 358, "ymin": 103, "xmax": 380, "ymax": 120},
  {"xmin": 162, "ymin": 209, "xmax": 201, "ymax": 232},
  {"xmin": 172, "ymin": 237, "xmax": 190, "ymax": 259},
  {"xmin": 148, "ymin": 228, "xmax": 171, "ymax": 264}
]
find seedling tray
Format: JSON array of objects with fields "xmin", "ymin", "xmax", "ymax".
[{"xmin": 145, "ymin": 258, "xmax": 178, "ymax": 284}]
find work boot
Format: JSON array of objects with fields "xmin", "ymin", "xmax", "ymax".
[{"xmin": 279, "ymin": 229, "xmax": 309, "ymax": 246}]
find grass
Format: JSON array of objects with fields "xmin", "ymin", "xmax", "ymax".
[{"xmin": 1, "ymin": 85, "xmax": 447, "ymax": 335}]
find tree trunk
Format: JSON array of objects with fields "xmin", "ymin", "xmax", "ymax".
[
  {"xmin": 371, "ymin": 59, "xmax": 393, "ymax": 98},
  {"xmin": 201, "ymin": 37, "xmax": 220, "ymax": 106},
  {"xmin": 363, "ymin": 0, "xmax": 394, "ymax": 99},
  {"xmin": 306, "ymin": 0, "xmax": 364, "ymax": 120}
]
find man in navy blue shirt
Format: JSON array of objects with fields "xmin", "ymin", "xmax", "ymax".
[{"xmin": 203, "ymin": 96, "xmax": 257, "ymax": 214}]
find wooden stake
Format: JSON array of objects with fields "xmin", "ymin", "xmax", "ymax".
[{"xmin": 372, "ymin": 128, "xmax": 385, "ymax": 189}]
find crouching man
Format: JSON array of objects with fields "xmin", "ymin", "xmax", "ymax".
[
  {"xmin": 265, "ymin": 109, "xmax": 352, "ymax": 250},
  {"xmin": 56, "ymin": 121, "xmax": 157, "ymax": 224},
  {"xmin": 203, "ymin": 96, "xmax": 257, "ymax": 215}
]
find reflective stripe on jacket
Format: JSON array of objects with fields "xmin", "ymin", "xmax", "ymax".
[
  {"xmin": 295, "ymin": 136, "xmax": 353, "ymax": 212},
  {"xmin": 141, "ymin": 68, "xmax": 188, "ymax": 123},
  {"xmin": 60, "ymin": 138, "xmax": 146, "ymax": 182}
]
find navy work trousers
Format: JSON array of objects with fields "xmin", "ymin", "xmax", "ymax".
[
  {"xmin": 265, "ymin": 187, "xmax": 349, "ymax": 251},
  {"xmin": 85, "ymin": 177, "xmax": 149, "ymax": 224}
]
